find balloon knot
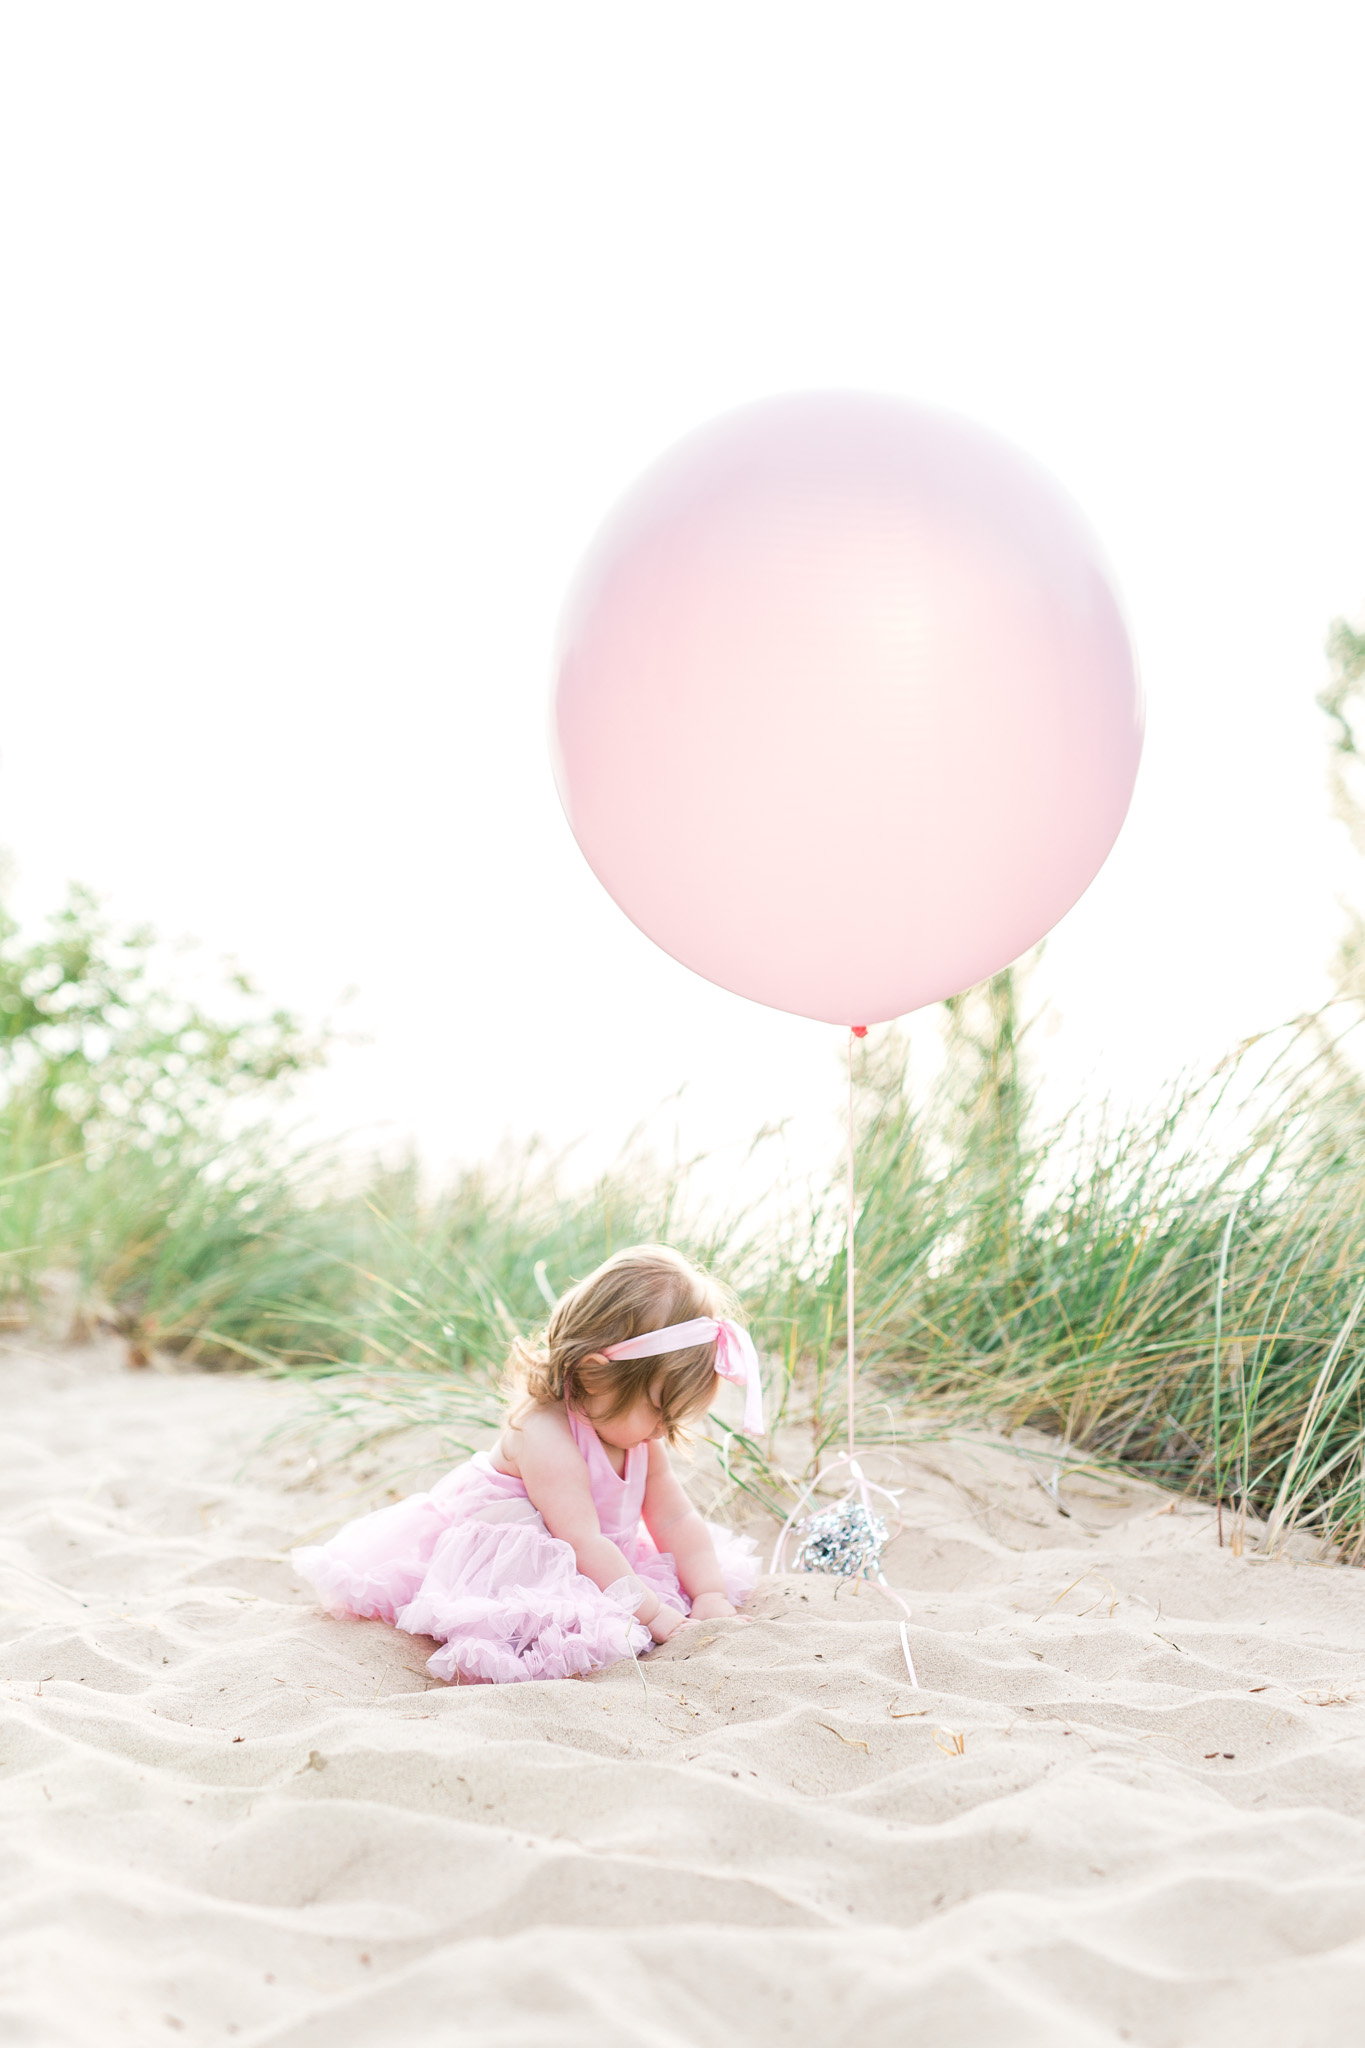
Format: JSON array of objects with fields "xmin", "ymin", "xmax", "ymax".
[{"xmin": 851, "ymin": 1025, "xmax": 868, "ymax": 1038}]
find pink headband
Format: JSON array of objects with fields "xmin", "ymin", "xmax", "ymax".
[{"xmin": 600, "ymin": 1317, "xmax": 765, "ymax": 1435}]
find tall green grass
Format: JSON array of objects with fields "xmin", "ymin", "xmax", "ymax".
[
  {"xmin": 9, "ymin": 922, "xmax": 1365, "ymax": 1556},
  {"xmin": 832, "ymin": 992, "xmax": 1365, "ymax": 1559}
]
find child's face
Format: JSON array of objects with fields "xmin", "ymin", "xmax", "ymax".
[{"xmin": 581, "ymin": 1368, "xmax": 717, "ymax": 1450}]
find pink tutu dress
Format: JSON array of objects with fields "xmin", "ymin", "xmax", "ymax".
[{"xmin": 290, "ymin": 1407, "xmax": 761, "ymax": 1684}]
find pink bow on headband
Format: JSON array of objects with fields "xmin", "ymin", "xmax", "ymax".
[{"xmin": 601, "ymin": 1317, "xmax": 765, "ymax": 1435}]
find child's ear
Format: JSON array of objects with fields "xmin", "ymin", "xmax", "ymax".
[{"xmin": 567, "ymin": 1354, "xmax": 610, "ymax": 1408}]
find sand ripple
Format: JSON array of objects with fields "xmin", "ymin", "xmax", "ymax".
[{"xmin": 6, "ymin": 1340, "xmax": 1365, "ymax": 2044}]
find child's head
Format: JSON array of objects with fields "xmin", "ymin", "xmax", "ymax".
[{"xmin": 511, "ymin": 1243, "xmax": 738, "ymax": 1447}]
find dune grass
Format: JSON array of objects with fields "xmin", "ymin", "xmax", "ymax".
[
  {"xmin": 9, "ymin": 950, "xmax": 1365, "ymax": 1558},
  {"xmin": 837, "ymin": 991, "xmax": 1365, "ymax": 1560}
]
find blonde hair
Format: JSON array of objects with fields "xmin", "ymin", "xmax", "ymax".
[{"xmin": 509, "ymin": 1243, "xmax": 738, "ymax": 1443}]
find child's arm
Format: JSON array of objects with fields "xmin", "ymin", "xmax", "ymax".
[
  {"xmin": 641, "ymin": 1441, "xmax": 736, "ymax": 1621},
  {"xmin": 511, "ymin": 1411, "xmax": 687, "ymax": 1641}
]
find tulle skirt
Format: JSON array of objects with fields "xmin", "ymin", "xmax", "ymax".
[{"xmin": 290, "ymin": 1454, "xmax": 760, "ymax": 1684}]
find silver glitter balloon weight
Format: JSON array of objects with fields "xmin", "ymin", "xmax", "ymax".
[
  {"xmin": 791, "ymin": 1497, "xmax": 888, "ymax": 1579},
  {"xmin": 770, "ymin": 1031, "xmax": 918, "ymax": 1687}
]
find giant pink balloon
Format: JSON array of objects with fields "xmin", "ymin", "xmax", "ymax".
[{"xmin": 551, "ymin": 391, "xmax": 1142, "ymax": 1026}]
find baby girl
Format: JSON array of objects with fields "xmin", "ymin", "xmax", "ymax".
[{"xmin": 291, "ymin": 1243, "xmax": 761, "ymax": 1682}]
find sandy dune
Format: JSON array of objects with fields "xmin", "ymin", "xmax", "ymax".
[{"xmin": 6, "ymin": 1338, "xmax": 1365, "ymax": 2046}]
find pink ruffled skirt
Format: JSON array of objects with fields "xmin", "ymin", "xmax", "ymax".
[{"xmin": 290, "ymin": 1453, "xmax": 760, "ymax": 1684}]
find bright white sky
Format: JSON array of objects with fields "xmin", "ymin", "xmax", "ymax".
[{"xmin": 2, "ymin": 4, "xmax": 1364, "ymax": 1191}]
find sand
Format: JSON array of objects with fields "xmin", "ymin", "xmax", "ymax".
[{"xmin": 6, "ymin": 1338, "xmax": 1365, "ymax": 2047}]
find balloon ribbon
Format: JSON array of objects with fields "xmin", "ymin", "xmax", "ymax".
[{"xmin": 767, "ymin": 1024, "xmax": 917, "ymax": 1687}]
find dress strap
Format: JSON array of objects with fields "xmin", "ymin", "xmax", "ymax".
[
  {"xmin": 565, "ymin": 1407, "xmax": 647, "ymax": 1544},
  {"xmin": 565, "ymin": 1404, "xmax": 602, "ymax": 1466},
  {"xmin": 566, "ymin": 1406, "xmax": 627, "ymax": 1484}
]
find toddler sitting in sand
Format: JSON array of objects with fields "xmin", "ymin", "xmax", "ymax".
[{"xmin": 291, "ymin": 1245, "xmax": 761, "ymax": 1683}]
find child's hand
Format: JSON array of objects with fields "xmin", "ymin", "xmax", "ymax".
[
  {"xmin": 686, "ymin": 1593, "xmax": 736, "ymax": 1621},
  {"xmin": 649, "ymin": 1605, "xmax": 688, "ymax": 1643}
]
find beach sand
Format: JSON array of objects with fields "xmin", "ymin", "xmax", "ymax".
[{"xmin": 6, "ymin": 1337, "xmax": 1365, "ymax": 2046}]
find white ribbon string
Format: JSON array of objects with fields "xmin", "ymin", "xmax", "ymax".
[{"xmin": 848, "ymin": 1026, "xmax": 857, "ymax": 1456}]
